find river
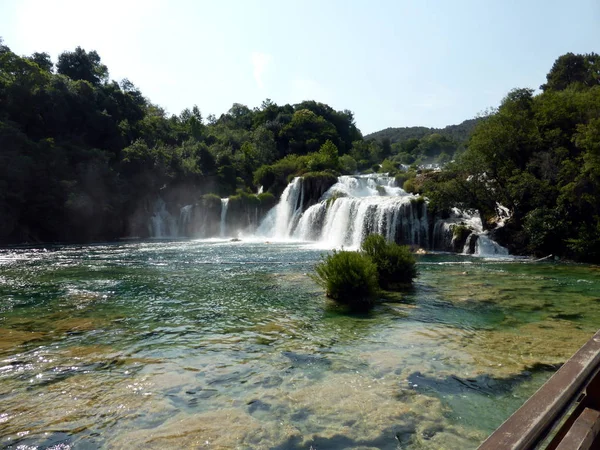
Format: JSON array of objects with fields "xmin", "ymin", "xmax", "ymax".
[{"xmin": 1, "ymin": 240, "xmax": 599, "ymax": 449}]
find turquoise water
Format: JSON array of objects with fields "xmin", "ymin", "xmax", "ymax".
[{"xmin": 1, "ymin": 241, "xmax": 599, "ymax": 449}]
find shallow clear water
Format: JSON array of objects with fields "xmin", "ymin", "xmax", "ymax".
[{"xmin": 0, "ymin": 241, "xmax": 599, "ymax": 449}]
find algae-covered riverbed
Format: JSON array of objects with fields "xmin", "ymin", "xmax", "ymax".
[{"xmin": 1, "ymin": 241, "xmax": 599, "ymax": 449}]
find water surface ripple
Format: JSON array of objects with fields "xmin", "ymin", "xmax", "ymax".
[{"xmin": 1, "ymin": 241, "xmax": 599, "ymax": 449}]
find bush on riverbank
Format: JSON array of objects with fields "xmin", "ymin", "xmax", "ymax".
[
  {"xmin": 312, "ymin": 250, "xmax": 379, "ymax": 312},
  {"xmin": 361, "ymin": 234, "xmax": 417, "ymax": 289}
]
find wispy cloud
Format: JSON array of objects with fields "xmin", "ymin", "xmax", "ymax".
[{"xmin": 251, "ymin": 52, "xmax": 272, "ymax": 89}]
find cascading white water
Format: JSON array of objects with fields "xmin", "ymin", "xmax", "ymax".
[
  {"xmin": 260, "ymin": 174, "xmax": 429, "ymax": 248},
  {"xmin": 331, "ymin": 174, "xmax": 405, "ymax": 198},
  {"xmin": 258, "ymin": 173, "xmax": 509, "ymax": 254},
  {"xmin": 314, "ymin": 196, "xmax": 427, "ymax": 248},
  {"xmin": 147, "ymin": 174, "xmax": 509, "ymax": 254},
  {"xmin": 474, "ymin": 234, "xmax": 510, "ymax": 256},
  {"xmin": 220, "ymin": 198, "xmax": 229, "ymax": 238},
  {"xmin": 148, "ymin": 198, "xmax": 178, "ymax": 238},
  {"xmin": 271, "ymin": 177, "xmax": 304, "ymax": 239}
]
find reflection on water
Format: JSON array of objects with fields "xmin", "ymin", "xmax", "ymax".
[{"xmin": 0, "ymin": 241, "xmax": 599, "ymax": 449}]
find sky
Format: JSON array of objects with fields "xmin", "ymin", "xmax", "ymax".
[{"xmin": 1, "ymin": 0, "xmax": 599, "ymax": 134}]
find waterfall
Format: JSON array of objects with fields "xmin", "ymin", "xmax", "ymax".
[
  {"xmin": 260, "ymin": 174, "xmax": 428, "ymax": 248},
  {"xmin": 145, "ymin": 174, "xmax": 510, "ymax": 255},
  {"xmin": 179, "ymin": 204, "xmax": 193, "ymax": 236},
  {"xmin": 148, "ymin": 198, "xmax": 178, "ymax": 238},
  {"xmin": 474, "ymin": 235, "xmax": 510, "ymax": 256},
  {"xmin": 271, "ymin": 177, "xmax": 304, "ymax": 239},
  {"xmin": 258, "ymin": 174, "xmax": 509, "ymax": 254},
  {"xmin": 220, "ymin": 198, "xmax": 229, "ymax": 238}
]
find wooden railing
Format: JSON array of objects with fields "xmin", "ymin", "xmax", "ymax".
[{"xmin": 478, "ymin": 329, "xmax": 600, "ymax": 449}]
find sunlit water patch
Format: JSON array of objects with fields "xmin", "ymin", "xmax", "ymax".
[{"xmin": 0, "ymin": 242, "xmax": 598, "ymax": 449}]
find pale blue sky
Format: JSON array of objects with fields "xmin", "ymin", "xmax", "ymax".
[{"xmin": 1, "ymin": 0, "xmax": 599, "ymax": 134}]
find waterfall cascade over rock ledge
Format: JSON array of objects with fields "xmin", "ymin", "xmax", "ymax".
[
  {"xmin": 257, "ymin": 174, "xmax": 509, "ymax": 256},
  {"xmin": 144, "ymin": 174, "xmax": 509, "ymax": 256}
]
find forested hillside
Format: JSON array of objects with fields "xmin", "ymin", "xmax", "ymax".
[
  {"xmin": 423, "ymin": 52, "xmax": 600, "ymax": 262},
  {"xmin": 0, "ymin": 39, "xmax": 391, "ymax": 244},
  {"xmin": 365, "ymin": 118, "xmax": 480, "ymax": 146},
  {"xmin": 2, "ymin": 38, "xmax": 599, "ymax": 262},
  {"xmin": 364, "ymin": 119, "xmax": 481, "ymax": 166}
]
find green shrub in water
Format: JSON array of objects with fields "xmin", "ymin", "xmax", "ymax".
[
  {"xmin": 312, "ymin": 250, "xmax": 379, "ymax": 312},
  {"xmin": 361, "ymin": 234, "xmax": 417, "ymax": 289}
]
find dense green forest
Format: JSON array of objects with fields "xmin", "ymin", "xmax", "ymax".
[
  {"xmin": 1, "ymin": 38, "xmax": 599, "ymax": 262},
  {"xmin": 422, "ymin": 52, "xmax": 600, "ymax": 262},
  {"xmin": 0, "ymin": 40, "xmax": 376, "ymax": 243}
]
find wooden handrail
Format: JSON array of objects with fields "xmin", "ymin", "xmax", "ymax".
[{"xmin": 478, "ymin": 329, "xmax": 600, "ymax": 449}]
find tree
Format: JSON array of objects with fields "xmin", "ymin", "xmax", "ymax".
[
  {"xmin": 308, "ymin": 139, "xmax": 339, "ymax": 172},
  {"xmin": 339, "ymin": 154, "xmax": 357, "ymax": 174},
  {"xmin": 56, "ymin": 46, "xmax": 108, "ymax": 85},
  {"xmin": 28, "ymin": 52, "xmax": 53, "ymax": 72},
  {"xmin": 180, "ymin": 105, "xmax": 204, "ymax": 140},
  {"xmin": 252, "ymin": 125, "xmax": 277, "ymax": 165},
  {"xmin": 541, "ymin": 52, "xmax": 600, "ymax": 91},
  {"xmin": 281, "ymin": 109, "xmax": 338, "ymax": 155},
  {"xmin": 0, "ymin": 37, "xmax": 9, "ymax": 54},
  {"xmin": 225, "ymin": 103, "xmax": 253, "ymax": 130}
]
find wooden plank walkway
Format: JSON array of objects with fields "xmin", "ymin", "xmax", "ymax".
[{"xmin": 478, "ymin": 329, "xmax": 600, "ymax": 450}]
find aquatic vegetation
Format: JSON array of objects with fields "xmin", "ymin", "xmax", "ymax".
[
  {"xmin": 361, "ymin": 233, "xmax": 417, "ymax": 288},
  {"xmin": 312, "ymin": 250, "xmax": 379, "ymax": 311}
]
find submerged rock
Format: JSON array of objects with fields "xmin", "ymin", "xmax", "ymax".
[
  {"xmin": 406, "ymin": 363, "xmax": 560, "ymax": 396},
  {"xmin": 282, "ymin": 351, "xmax": 332, "ymax": 367}
]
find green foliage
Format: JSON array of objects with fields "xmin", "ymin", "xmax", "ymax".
[
  {"xmin": 253, "ymin": 153, "xmax": 310, "ymax": 195},
  {"xmin": 302, "ymin": 171, "xmax": 338, "ymax": 184},
  {"xmin": 257, "ymin": 191, "xmax": 277, "ymax": 209},
  {"xmin": 541, "ymin": 52, "xmax": 600, "ymax": 92},
  {"xmin": 423, "ymin": 52, "xmax": 600, "ymax": 261},
  {"xmin": 307, "ymin": 140, "xmax": 340, "ymax": 172},
  {"xmin": 403, "ymin": 178, "xmax": 417, "ymax": 194},
  {"xmin": 339, "ymin": 154, "xmax": 357, "ymax": 174},
  {"xmin": 56, "ymin": 46, "xmax": 108, "ymax": 85},
  {"xmin": 452, "ymin": 224, "xmax": 471, "ymax": 244},
  {"xmin": 28, "ymin": 52, "xmax": 53, "ymax": 72},
  {"xmin": 394, "ymin": 170, "xmax": 413, "ymax": 186},
  {"xmin": 565, "ymin": 220, "xmax": 600, "ymax": 263},
  {"xmin": 0, "ymin": 40, "xmax": 369, "ymax": 243},
  {"xmin": 281, "ymin": 109, "xmax": 338, "ymax": 155},
  {"xmin": 365, "ymin": 119, "xmax": 480, "ymax": 162},
  {"xmin": 312, "ymin": 250, "xmax": 379, "ymax": 312},
  {"xmin": 360, "ymin": 234, "xmax": 417, "ymax": 289},
  {"xmin": 379, "ymin": 159, "xmax": 398, "ymax": 175}
]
